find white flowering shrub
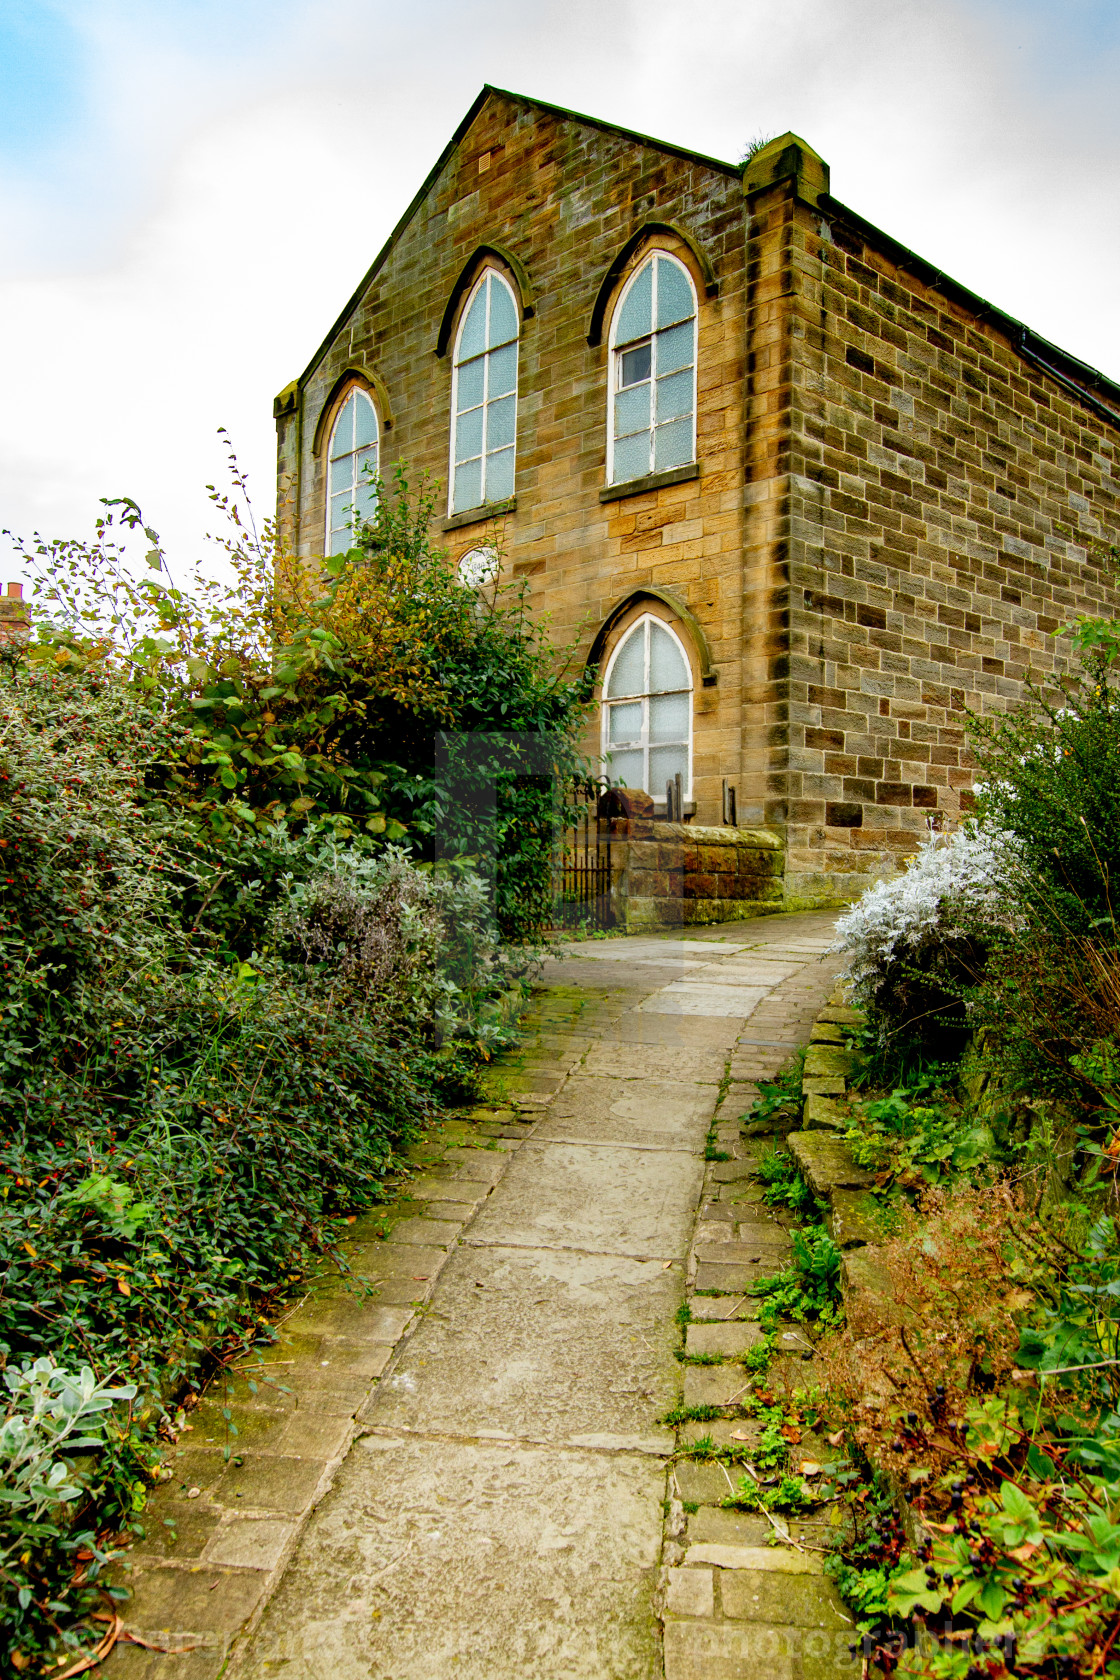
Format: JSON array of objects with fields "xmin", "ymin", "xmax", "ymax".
[{"xmin": 832, "ymin": 823, "xmax": 1017, "ymax": 1041}]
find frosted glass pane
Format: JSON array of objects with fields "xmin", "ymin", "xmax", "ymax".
[
  {"xmin": 330, "ymin": 453, "xmax": 354, "ymax": 494},
  {"xmin": 353, "ymin": 393, "xmax": 378, "ymax": 447},
  {"xmin": 458, "ymin": 287, "xmax": 487, "ymax": 362},
  {"xmin": 486, "ymin": 392, "xmax": 516, "ymax": 449},
  {"xmin": 656, "ymin": 368, "xmax": 694, "ymax": 424},
  {"xmin": 607, "ymin": 624, "xmax": 646, "ymax": 697},
  {"xmin": 656, "ymin": 258, "xmax": 694, "ymax": 329},
  {"xmin": 654, "ymin": 416, "xmax": 692, "ymax": 471},
  {"xmin": 457, "ymin": 357, "xmax": 484, "ymax": 412},
  {"xmin": 485, "ymin": 446, "xmax": 515, "ymax": 501},
  {"xmin": 649, "ymin": 691, "xmax": 689, "ymax": 742},
  {"xmin": 455, "ymin": 406, "xmax": 484, "ymax": 463},
  {"xmin": 329, "ymin": 396, "xmax": 354, "ymax": 459},
  {"xmin": 615, "ymin": 261, "xmax": 652, "ymax": 344},
  {"xmin": 608, "ymin": 700, "xmax": 643, "ymax": 746},
  {"xmin": 453, "ymin": 458, "xmax": 482, "ymax": 512},
  {"xmin": 612, "ymin": 431, "xmax": 650, "ymax": 484},
  {"xmin": 614, "ymin": 382, "xmax": 650, "ymax": 439},
  {"xmin": 488, "ymin": 276, "xmax": 518, "ymax": 346},
  {"xmin": 355, "ymin": 450, "xmax": 378, "ymax": 519},
  {"xmin": 657, "ymin": 319, "xmax": 694, "ymax": 377},
  {"xmin": 619, "ymin": 342, "xmax": 651, "ymax": 387},
  {"xmin": 330, "ymin": 492, "xmax": 352, "ymax": 544},
  {"xmin": 605, "ymin": 748, "xmax": 644, "ymax": 789},
  {"xmin": 649, "ymin": 622, "xmax": 689, "ymax": 692},
  {"xmin": 488, "ymin": 341, "xmax": 517, "ymax": 398},
  {"xmin": 355, "ymin": 442, "xmax": 377, "ymax": 474},
  {"xmin": 649, "ymin": 743, "xmax": 688, "ymax": 794}
]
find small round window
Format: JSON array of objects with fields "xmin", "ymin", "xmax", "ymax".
[{"xmin": 457, "ymin": 547, "xmax": 499, "ymax": 588}]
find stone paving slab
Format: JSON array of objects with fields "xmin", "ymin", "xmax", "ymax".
[
  {"xmin": 364, "ymin": 1242, "xmax": 682, "ymax": 1442},
  {"xmin": 229, "ymin": 1436, "xmax": 665, "ymax": 1680},
  {"xmin": 461, "ymin": 1139, "xmax": 702, "ymax": 1258}
]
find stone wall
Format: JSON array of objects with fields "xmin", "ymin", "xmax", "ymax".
[
  {"xmin": 610, "ymin": 820, "xmax": 784, "ymax": 931},
  {"xmin": 276, "ymin": 97, "xmax": 1120, "ymax": 912},
  {"xmin": 275, "ymin": 89, "xmax": 757, "ymax": 831},
  {"xmin": 740, "ymin": 158, "xmax": 1120, "ymax": 901}
]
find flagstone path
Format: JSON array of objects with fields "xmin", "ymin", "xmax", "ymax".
[{"xmin": 109, "ymin": 908, "xmax": 855, "ymax": 1680}]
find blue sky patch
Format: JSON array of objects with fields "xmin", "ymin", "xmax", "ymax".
[{"xmin": 0, "ymin": 1, "xmax": 85, "ymax": 159}]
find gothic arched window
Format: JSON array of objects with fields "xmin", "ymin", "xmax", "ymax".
[
  {"xmin": 601, "ymin": 614, "xmax": 693, "ymax": 800},
  {"xmin": 608, "ymin": 253, "xmax": 697, "ymax": 486},
  {"xmin": 326, "ymin": 388, "xmax": 379, "ymax": 555},
  {"xmin": 450, "ymin": 270, "xmax": 519, "ymax": 515}
]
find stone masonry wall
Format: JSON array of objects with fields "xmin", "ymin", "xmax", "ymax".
[
  {"xmin": 754, "ymin": 177, "xmax": 1120, "ymax": 902},
  {"xmin": 613, "ymin": 821, "xmax": 784, "ymax": 931},
  {"xmin": 275, "ymin": 92, "xmax": 756, "ymax": 830}
]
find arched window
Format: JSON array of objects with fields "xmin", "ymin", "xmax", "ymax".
[
  {"xmin": 457, "ymin": 546, "xmax": 499, "ymax": 588},
  {"xmin": 601, "ymin": 614, "xmax": 693, "ymax": 800},
  {"xmin": 450, "ymin": 270, "xmax": 519, "ymax": 515},
  {"xmin": 608, "ymin": 253, "xmax": 697, "ymax": 486},
  {"xmin": 326, "ymin": 388, "xmax": 379, "ymax": 554}
]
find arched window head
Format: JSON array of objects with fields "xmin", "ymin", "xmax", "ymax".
[
  {"xmin": 608, "ymin": 254, "xmax": 696, "ymax": 486},
  {"xmin": 601, "ymin": 614, "xmax": 693, "ymax": 801},
  {"xmin": 457, "ymin": 547, "xmax": 499, "ymax": 588},
  {"xmin": 450, "ymin": 270, "xmax": 518, "ymax": 515},
  {"xmin": 327, "ymin": 388, "xmax": 379, "ymax": 555}
]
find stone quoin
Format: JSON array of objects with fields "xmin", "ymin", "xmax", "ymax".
[{"xmin": 275, "ymin": 86, "xmax": 1120, "ymax": 906}]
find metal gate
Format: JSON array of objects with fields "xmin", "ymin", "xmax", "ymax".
[{"xmin": 553, "ymin": 777, "xmax": 614, "ymax": 931}]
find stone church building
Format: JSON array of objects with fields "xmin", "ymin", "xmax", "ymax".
[{"xmin": 274, "ymin": 86, "xmax": 1120, "ymax": 907}]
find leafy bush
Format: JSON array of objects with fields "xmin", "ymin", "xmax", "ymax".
[
  {"xmin": 749, "ymin": 1225, "xmax": 843, "ymax": 1331},
  {"xmin": 831, "ymin": 824, "xmax": 1013, "ymax": 1053},
  {"xmin": 0, "ymin": 652, "xmax": 513, "ymax": 1660},
  {"xmin": 0, "ymin": 1360, "xmax": 138, "ymax": 1657},
  {"xmin": 844, "ymin": 1077, "xmax": 996, "ymax": 1189},
  {"xmin": 11, "ymin": 459, "xmax": 591, "ymax": 941},
  {"xmin": 970, "ymin": 642, "xmax": 1120, "ymax": 940}
]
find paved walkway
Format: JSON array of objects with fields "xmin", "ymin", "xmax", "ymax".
[{"xmin": 111, "ymin": 910, "xmax": 850, "ymax": 1680}]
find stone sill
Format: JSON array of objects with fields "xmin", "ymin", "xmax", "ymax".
[
  {"xmin": 441, "ymin": 496, "xmax": 517, "ymax": 532},
  {"xmin": 598, "ymin": 462, "xmax": 699, "ymax": 503}
]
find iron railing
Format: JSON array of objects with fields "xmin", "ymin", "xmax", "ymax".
[{"xmin": 553, "ymin": 777, "xmax": 614, "ymax": 931}]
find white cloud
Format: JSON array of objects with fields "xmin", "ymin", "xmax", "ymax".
[{"xmin": 1, "ymin": 0, "xmax": 1118, "ymax": 579}]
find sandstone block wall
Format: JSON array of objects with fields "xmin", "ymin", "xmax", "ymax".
[
  {"xmin": 277, "ymin": 93, "xmax": 1120, "ymax": 911},
  {"xmin": 614, "ymin": 821, "xmax": 784, "ymax": 930},
  {"xmin": 739, "ymin": 173, "xmax": 1120, "ymax": 901},
  {"xmin": 275, "ymin": 90, "xmax": 757, "ymax": 830}
]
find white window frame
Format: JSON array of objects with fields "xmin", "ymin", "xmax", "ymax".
[
  {"xmin": 448, "ymin": 268, "xmax": 520, "ymax": 517},
  {"xmin": 600, "ymin": 613, "xmax": 694, "ymax": 802},
  {"xmin": 325, "ymin": 386, "xmax": 379, "ymax": 555},
  {"xmin": 606, "ymin": 252, "xmax": 697, "ymax": 487}
]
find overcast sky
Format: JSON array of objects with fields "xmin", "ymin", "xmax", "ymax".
[{"xmin": 2, "ymin": 0, "xmax": 1119, "ymax": 578}]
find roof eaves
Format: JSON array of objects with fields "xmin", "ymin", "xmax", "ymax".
[
  {"xmin": 822, "ymin": 194, "xmax": 1120, "ymax": 429},
  {"xmin": 486, "ymin": 84, "xmax": 739, "ymax": 180}
]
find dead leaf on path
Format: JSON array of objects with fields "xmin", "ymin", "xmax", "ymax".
[
  {"xmin": 780, "ymin": 1424, "xmax": 802, "ymax": 1444},
  {"xmin": 661, "ymin": 1261, "xmax": 673, "ymax": 1270},
  {"xmin": 800, "ymin": 1460, "xmax": 822, "ymax": 1476},
  {"xmin": 730, "ymin": 1430, "xmax": 754, "ymax": 1442},
  {"xmin": 827, "ymin": 1430, "xmax": 845, "ymax": 1448}
]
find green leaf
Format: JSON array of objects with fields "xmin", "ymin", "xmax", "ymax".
[{"xmin": 977, "ymin": 1581, "xmax": 1006, "ymax": 1621}]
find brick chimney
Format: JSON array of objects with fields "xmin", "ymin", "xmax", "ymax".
[{"xmin": 0, "ymin": 583, "xmax": 30, "ymax": 646}]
